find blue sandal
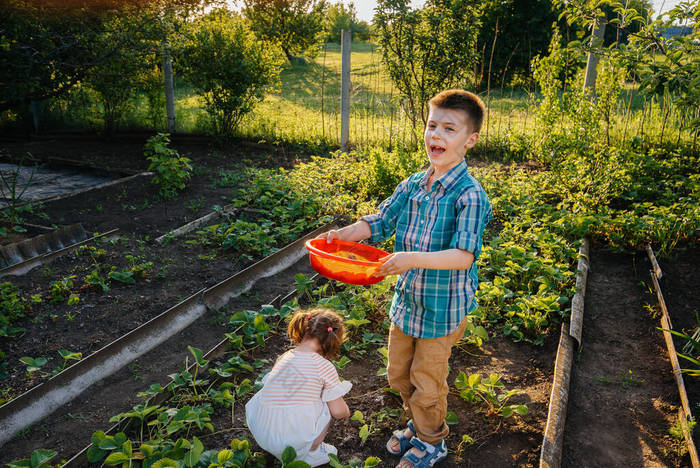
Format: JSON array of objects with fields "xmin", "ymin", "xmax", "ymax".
[
  {"xmin": 386, "ymin": 419, "xmax": 416, "ymax": 455},
  {"xmin": 401, "ymin": 437, "xmax": 447, "ymax": 467}
]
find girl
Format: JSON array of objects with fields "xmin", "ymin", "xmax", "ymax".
[{"xmin": 245, "ymin": 308, "xmax": 352, "ymax": 466}]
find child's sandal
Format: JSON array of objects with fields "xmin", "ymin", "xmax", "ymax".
[
  {"xmin": 400, "ymin": 437, "xmax": 448, "ymax": 467},
  {"xmin": 386, "ymin": 419, "xmax": 416, "ymax": 455}
]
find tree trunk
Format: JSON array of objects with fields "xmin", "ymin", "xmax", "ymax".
[{"xmin": 281, "ymin": 45, "xmax": 294, "ymax": 64}]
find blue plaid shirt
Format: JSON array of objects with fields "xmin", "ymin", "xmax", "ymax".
[{"xmin": 362, "ymin": 161, "xmax": 492, "ymax": 338}]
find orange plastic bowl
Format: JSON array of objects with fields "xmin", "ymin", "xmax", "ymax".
[{"xmin": 305, "ymin": 239, "xmax": 389, "ymax": 285}]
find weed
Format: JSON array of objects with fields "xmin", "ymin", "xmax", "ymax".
[
  {"xmin": 16, "ymin": 425, "xmax": 32, "ymax": 439},
  {"xmin": 0, "ymin": 152, "xmax": 37, "ymax": 226},
  {"xmin": 669, "ymin": 416, "xmax": 696, "ymax": 458},
  {"xmin": 49, "ymin": 275, "xmax": 76, "ymax": 303},
  {"xmin": 186, "ymin": 195, "xmax": 206, "ymax": 213},
  {"xmin": 453, "ymin": 434, "xmax": 475, "ymax": 463},
  {"xmin": 0, "ymin": 387, "xmax": 13, "ymax": 405}
]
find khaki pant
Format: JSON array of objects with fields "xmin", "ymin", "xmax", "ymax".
[{"xmin": 387, "ymin": 316, "xmax": 469, "ymax": 445}]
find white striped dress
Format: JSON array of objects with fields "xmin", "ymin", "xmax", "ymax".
[{"xmin": 245, "ymin": 349, "xmax": 352, "ymax": 465}]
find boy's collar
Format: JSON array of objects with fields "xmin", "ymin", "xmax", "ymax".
[{"xmin": 420, "ymin": 160, "xmax": 469, "ymax": 191}]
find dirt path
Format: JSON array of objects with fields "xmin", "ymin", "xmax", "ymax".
[{"xmin": 562, "ymin": 249, "xmax": 682, "ymax": 467}]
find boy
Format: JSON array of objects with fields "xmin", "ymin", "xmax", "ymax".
[{"xmin": 321, "ymin": 89, "xmax": 491, "ymax": 467}]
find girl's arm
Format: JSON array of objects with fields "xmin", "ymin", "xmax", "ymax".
[{"xmin": 327, "ymin": 396, "xmax": 351, "ymax": 419}]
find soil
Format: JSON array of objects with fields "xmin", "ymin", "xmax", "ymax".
[
  {"xmin": 562, "ymin": 248, "xmax": 692, "ymax": 467},
  {"xmin": 0, "ymin": 136, "xmax": 696, "ymax": 467},
  {"xmin": 652, "ymin": 247, "xmax": 700, "ymax": 436}
]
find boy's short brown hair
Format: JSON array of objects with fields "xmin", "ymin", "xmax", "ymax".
[{"xmin": 429, "ymin": 89, "xmax": 485, "ymax": 133}]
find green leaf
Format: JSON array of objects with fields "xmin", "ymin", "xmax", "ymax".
[
  {"xmin": 454, "ymin": 371, "xmax": 468, "ymax": 389},
  {"xmin": 188, "ymin": 346, "xmax": 209, "ymax": 367},
  {"xmin": 253, "ymin": 313, "xmax": 269, "ymax": 331},
  {"xmin": 515, "ymin": 404, "xmax": 529, "ymax": 415},
  {"xmin": 140, "ymin": 444, "xmax": 154, "ymax": 458},
  {"xmin": 472, "ymin": 326, "xmax": 489, "ymax": 340},
  {"xmin": 30, "ymin": 450, "xmax": 57, "ymax": 467},
  {"xmin": 217, "ymin": 449, "xmax": 234, "ymax": 464},
  {"xmin": 328, "ymin": 454, "xmax": 344, "ymax": 468},
  {"xmin": 87, "ymin": 445, "xmax": 107, "ymax": 463},
  {"xmin": 445, "ymin": 411, "xmax": 459, "ymax": 425},
  {"xmin": 281, "ymin": 446, "xmax": 297, "ymax": 464},
  {"xmin": 363, "ymin": 457, "xmax": 382, "ymax": 468},
  {"xmin": 359, "ymin": 424, "xmax": 370, "ymax": 444},
  {"xmin": 351, "ymin": 410, "xmax": 364, "ymax": 423},
  {"xmin": 151, "ymin": 459, "xmax": 178, "ymax": 468},
  {"xmin": 58, "ymin": 349, "xmax": 82, "ymax": 361},
  {"xmin": 184, "ymin": 437, "xmax": 204, "ymax": 467},
  {"xmin": 501, "ymin": 406, "xmax": 514, "ymax": 418},
  {"xmin": 285, "ymin": 461, "xmax": 312, "ymax": 468},
  {"xmin": 468, "ymin": 373, "xmax": 481, "ymax": 387},
  {"xmin": 6, "ymin": 460, "xmax": 31, "ymax": 468},
  {"xmin": 104, "ymin": 452, "xmax": 131, "ymax": 465}
]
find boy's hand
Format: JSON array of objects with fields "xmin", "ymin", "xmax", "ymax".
[
  {"xmin": 375, "ymin": 253, "xmax": 416, "ymax": 276},
  {"xmin": 315, "ymin": 229, "xmax": 340, "ymax": 243}
]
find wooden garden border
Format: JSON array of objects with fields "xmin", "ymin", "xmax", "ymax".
[
  {"xmin": 540, "ymin": 238, "xmax": 590, "ymax": 467},
  {"xmin": 646, "ymin": 244, "xmax": 699, "ymax": 467}
]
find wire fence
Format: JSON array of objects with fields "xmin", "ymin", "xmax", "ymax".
[{"xmin": 5, "ymin": 39, "xmax": 698, "ymax": 155}]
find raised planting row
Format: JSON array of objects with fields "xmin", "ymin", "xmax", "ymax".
[
  {"xmin": 0, "ymin": 250, "xmax": 323, "ymax": 465},
  {"xmin": 0, "ymin": 144, "xmax": 340, "ymax": 405},
  {"xmin": 7, "ymin": 273, "xmax": 555, "ymax": 467}
]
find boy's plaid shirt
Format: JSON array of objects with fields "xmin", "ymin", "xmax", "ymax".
[{"xmin": 362, "ymin": 160, "xmax": 492, "ymax": 339}]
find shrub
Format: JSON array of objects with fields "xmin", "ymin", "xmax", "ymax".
[
  {"xmin": 145, "ymin": 133, "xmax": 192, "ymax": 199},
  {"xmin": 176, "ymin": 9, "xmax": 282, "ymax": 136}
]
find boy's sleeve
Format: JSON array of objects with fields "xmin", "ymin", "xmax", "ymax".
[
  {"xmin": 319, "ymin": 359, "xmax": 352, "ymax": 402},
  {"xmin": 361, "ymin": 178, "xmax": 410, "ymax": 244},
  {"xmin": 450, "ymin": 187, "xmax": 492, "ymax": 260}
]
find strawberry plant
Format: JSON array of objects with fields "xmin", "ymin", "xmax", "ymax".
[
  {"xmin": 454, "ymin": 372, "xmax": 528, "ymax": 419},
  {"xmin": 7, "ymin": 449, "xmax": 57, "ymax": 468}
]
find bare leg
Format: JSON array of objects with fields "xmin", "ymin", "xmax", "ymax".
[{"xmin": 310, "ymin": 421, "xmax": 331, "ymax": 451}]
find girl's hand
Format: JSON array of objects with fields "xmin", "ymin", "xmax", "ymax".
[{"xmin": 375, "ymin": 252, "xmax": 416, "ymax": 276}]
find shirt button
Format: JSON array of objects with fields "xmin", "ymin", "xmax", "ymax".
[
  {"xmin": 425, "ymin": 195, "xmax": 430, "ymax": 200},
  {"xmin": 420, "ymin": 220, "xmax": 424, "ymax": 224}
]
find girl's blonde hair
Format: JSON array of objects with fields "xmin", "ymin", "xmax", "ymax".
[{"xmin": 287, "ymin": 308, "xmax": 345, "ymax": 360}]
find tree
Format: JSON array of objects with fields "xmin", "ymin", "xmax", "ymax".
[
  {"xmin": 473, "ymin": 0, "xmax": 558, "ymax": 89},
  {"xmin": 82, "ymin": 15, "xmax": 162, "ymax": 135},
  {"xmin": 325, "ymin": 2, "xmax": 370, "ymax": 43},
  {"xmin": 374, "ymin": 0, "xmax": 481, "ymax": 134},
  {"xmin": 175, "ymin": 9, "xmax": 282, "ymax": 135},
  {"xmin": 0, "ymin": 0, "xmax": 213, "ymax": 125},
  {"xmin": 242, "ymin": 0, "xmax": 327, "ymax": 63}
]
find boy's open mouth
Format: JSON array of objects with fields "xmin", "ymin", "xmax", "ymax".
[{"xmin": 429, "ymin": 145, "xmax": 446, "ymax": 156}]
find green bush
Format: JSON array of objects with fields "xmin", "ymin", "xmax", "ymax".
[
  {"xmin": 145, "ymin": 133, "xmax": 193, "ymax": 199},
  {"xmin": 176, "ymin": 9, "xmax": 282, "ymax": 136}
]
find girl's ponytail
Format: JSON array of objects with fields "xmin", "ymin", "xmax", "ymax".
[{"xmin": 287, "ymin": 308, "xmax": 345, "ymax": 360}]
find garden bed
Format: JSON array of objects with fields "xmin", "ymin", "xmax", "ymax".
[
  {"xmin": 0, "ymin": 137, "xmax": 697, "ymax": 467},
  {"xmin": 562, "ymin": 248, "xmax": 686, "ymax": 467}
]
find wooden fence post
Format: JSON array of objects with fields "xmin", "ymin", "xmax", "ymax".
[
  {"xmin": 162, "ymin": 40, "xmax": 176, "ymax": 134},
  {"xmin": 583, "ymin": 20, "xmax": 606, "ymax": 93},
  {"xmin": 340, "ymin": 29, "xmax": 351, "ymax": 151}
]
